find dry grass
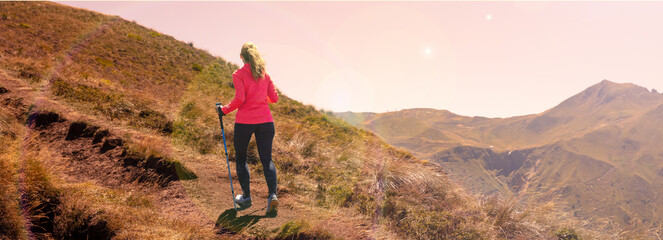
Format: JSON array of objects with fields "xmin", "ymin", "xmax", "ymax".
[
  {"xmin": 0, "ymin": 2, "xmax": 623, "ymax": 239},
  {"xmin": 0, "ymin": 107, "xmax": 28, "ymax": 240},
  {"xmin": 0, "ymin": 107, "xmax": 62, "ymax": 239},
  {"xmin": 123, "ymin": 136, "xmax": 198, "ymax": 181},
  {"xmin": 272, "ymin": 219, "xmax": 335, "ymax": 240},
  {"xmin": 53, "ymin": 182, "xmax": 216, "ymax": 240},
  {"xmin": 0, "ymin": 110, "xmax": 215, "ymax": 239}
]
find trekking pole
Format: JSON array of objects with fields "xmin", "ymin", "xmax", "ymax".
[{"xmin": 216, "ymin": 103, "xmax": 237, "ymax": 211}]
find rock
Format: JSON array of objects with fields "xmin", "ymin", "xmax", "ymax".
[
  {"xmin": 92, "ymin": 129, "xmax": 110, "ymax": 144},
  {"xmin": 66, "ymin": 122, "xmax": 87, "ymax": 140},
  {"xmin": 65, "ymin": 121, "xmax": 99, "ymax": 140},
  {"xmin": 28, "ymin": 111, "xmax": 61, "ymax": 128},
  {"xmin": 100, "ymin": 138, "xmax": 123, "ymax": 153}
]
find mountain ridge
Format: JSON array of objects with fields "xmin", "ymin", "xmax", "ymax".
[
  {"xmin": 554, "ymin": 80, "xmax": 661, "ymax": 110},
  {"xmin": 336, "ymin": 80, "xmax": 663, "ymax": 230}
]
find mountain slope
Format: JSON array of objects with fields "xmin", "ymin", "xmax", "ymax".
[
  {"xmin": 0, "ymin": 2, "xmax": 599, "ymax": 239},
  {"xmin": 339, "ymin": 80, "xmax": 663, "ymax": 233}
]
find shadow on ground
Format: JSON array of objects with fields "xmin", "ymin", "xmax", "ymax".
[{"xmin": 215, "ymin": 207, "xmax": 277, "ymax": 234}]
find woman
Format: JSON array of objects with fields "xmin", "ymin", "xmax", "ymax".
[{"xmin": 218, "ymin": 42, "xmax": 279, "ymax": 214}]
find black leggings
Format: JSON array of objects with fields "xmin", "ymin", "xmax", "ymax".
[{"xmin": 234, "ymin": 122, "xmax": 277, "ymax": 198}]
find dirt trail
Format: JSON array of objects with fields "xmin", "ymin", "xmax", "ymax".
[{"xmin": 170, "ymin": 134, "xmax": 375, "ymax": 239}]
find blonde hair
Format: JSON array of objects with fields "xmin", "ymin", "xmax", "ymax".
[{"xmin": 240, "ymin": 42, "xmax": 266, "ymax": 80}]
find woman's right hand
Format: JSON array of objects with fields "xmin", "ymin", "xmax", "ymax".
[{"xmin": 216, "ymin": 103, "xmax": 226, "ymax": 117}]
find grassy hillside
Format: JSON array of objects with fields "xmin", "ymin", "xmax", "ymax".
[
  {"xmin": 339, "ymin": 80, "xmax": 663, "ymax": 237},
  {"xmin": 332, "ymin": 111, "xmax": 374, "ymax": 127},
  {"xmin": 0, "ymin": 2, "xmax": 609, "ymax": 239}
]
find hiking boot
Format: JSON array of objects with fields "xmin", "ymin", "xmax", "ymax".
[
  {"xmin": 234, "ymin": 195, "xmax": 252, "ymax": 208},
  {"xmin": 266, "ymin": 193, "xmax": 278, "ymax": 215}
]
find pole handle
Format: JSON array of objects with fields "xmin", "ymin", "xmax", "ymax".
[{"xmin": 215, "ymin": 102, "xmax": 224, "ymax": 130}]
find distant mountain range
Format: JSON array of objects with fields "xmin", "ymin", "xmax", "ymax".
[{"xmin": 336, "ymin": 80, "xmax": 663, "ymax": 227}]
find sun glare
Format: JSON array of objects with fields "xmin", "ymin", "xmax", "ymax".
[
  {"xmin": 424, "ymin": 47, "xmax": 432, "ymax": 56},
  {"xmin": 485, "ymin": 14, "xmax": 492, "ymax": 20}
]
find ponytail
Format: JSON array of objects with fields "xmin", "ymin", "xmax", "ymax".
[{"xmin": 240, "ymin": 42, "xmax": 266, "ymax": 80}]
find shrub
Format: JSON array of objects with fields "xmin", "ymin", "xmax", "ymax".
[
  {"xmin": 53, "ymin": 205, "xmax": 116, "ymax": 240},
  {"xmin": 99, "ymin": 78, "xmax": 112, "ymax": 86},
  {"xmin": 349, "ymin": 193, "xmax": 375, "ymax": 216},
  {"xmin": 132, "ymin": 109, "xmax": 173, "ymax": 134},
  {"xmin": 95, "ymin": 57, "xmax": 114, "ymax": 67},
  {"xmin": 300, "ymin": 140, "xmax": 316, "ymax": 158},
  {"xmin": 179, "ymin": 101, "xmax": 201, "ymax": 120},
  {"xmin": 172, "ymin": 120, "xmax": 217, "ymax": 155},
  {"xmin": 327, "ymin": 185, "xmax": 353, "ymax": 206},
  {"xmin": 0, "ymin": 150, "xmax": 24, "ymax": 239},
  {"xmin": 127, "ymin": 32, "xmax": 142, "ymax": 41},
  {"xmin": 301, "ymin": 228, "xmax": 334, "ymax": 240},
  {"xmin": 19, "ymin": 64, "xmax": 42, "ymax": 83},
  {"xmin": 192, "ymin": 63, "xmax": 202, "ymax": 72},
  {"xmin": 275, "ymin": 155, "xmax": 302, "ymax": 174},
  {"xmin": 399, "ymin": 209, "xmax": 468, "ymax": 240},
  {"xmin": 24, "ymin": 156, "xmax": 62, "ymax": 237},
  {"xmin": 276, "ymin": 220, "xmax": 309, "ymax": 239},
  {"xmin": 555, "ymin": 227, "xmax": 581, "ymax": 240}
]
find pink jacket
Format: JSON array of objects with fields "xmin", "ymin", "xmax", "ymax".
[{"xmin": 221, "ymin": 63, "xmax": 279, "ymax": 124}]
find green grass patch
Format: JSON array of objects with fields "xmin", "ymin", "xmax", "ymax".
[
  {"xmin": 172, "ymin": 62, "xmax": 235, "ymax": 154},
  {"xmin": 51, "ymin": 79, "xmax": 173, "ymax": 133},
  {"xmin": 130, "ymin": 109, "xmax": 173, "ymax": 134},
  {"xmin": 555, "ymin": 227, "xmax": 581, "ymax": 240},
  {"xmin": 127, "ymin": 32, "xmax": 142, "ymax": 41},
  {"xmin": 99, "ymin": 78, "xmax": 112, "ymax": 86},
  {"xmin": 192, "ymin": 63, "xmax": 202, "ymax": 72},
  {"xmin": 172, "ymin": 120, "xmax": 217, "ymax": 155},
  {"xmin": 276, "ymin": 220, "xmax": 309, "ymax": 239},
  {"xmin": 327, "ymin": 185, "xmax": 353, "ymax": 206},
  {"xmin": 350, "ymin": 193, "xmax": 375, "ymax": 216},
  {"xmin": 95, "ymin": 57, "xmax": 114, "ymax": 67}
]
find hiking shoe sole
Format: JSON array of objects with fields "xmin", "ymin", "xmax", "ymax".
[
  {"xmin": 234, "ymin": 195, "xmax": 252, "ymax": 210},
  {"xmin": 267, "ymin": 199, "xmax": 278, "ymax": 215}
]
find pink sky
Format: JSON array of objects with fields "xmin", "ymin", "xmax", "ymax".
[{"xmin": 60, "ymin": 1, "xmax": 663, "ymax": 117}]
